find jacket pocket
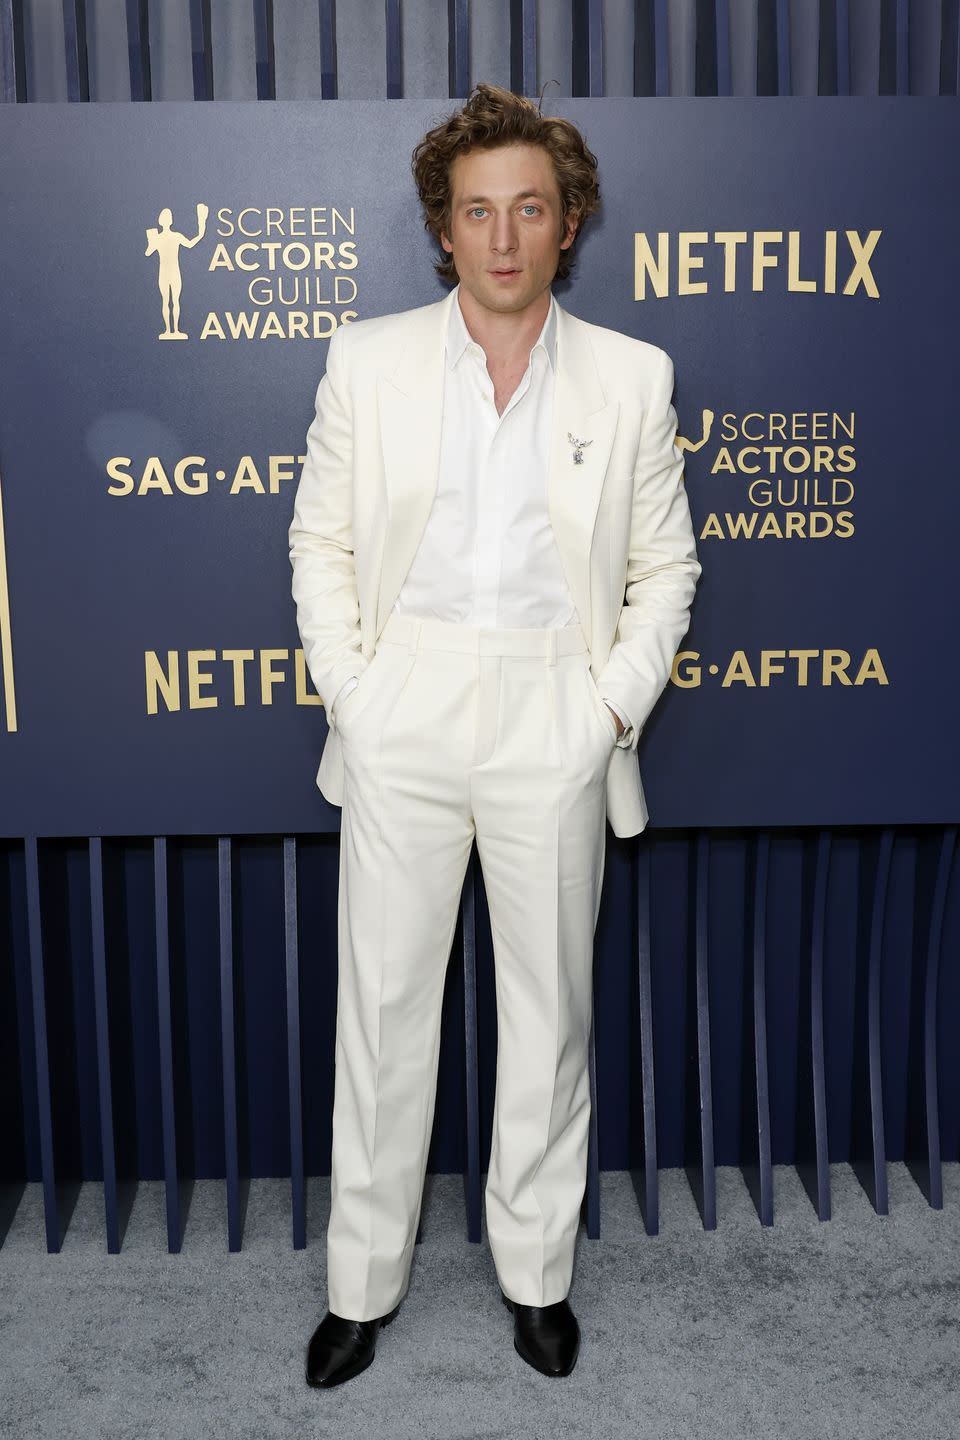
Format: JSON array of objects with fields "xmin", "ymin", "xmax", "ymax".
[{"xmin": 583, "ymin": 663, "xmax": 619, "ymax": 745}]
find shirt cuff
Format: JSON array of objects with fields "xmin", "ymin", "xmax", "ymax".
[{"xmin": 601, "ymin": 697, "xmax": 635, "ymax": 749}]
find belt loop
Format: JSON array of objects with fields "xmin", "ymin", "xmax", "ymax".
[{"xmin": 546, "ymin": 629, "xmax": 557, "ymax": 667}]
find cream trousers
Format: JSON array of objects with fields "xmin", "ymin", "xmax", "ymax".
[{"xmin": 327, "ymin": 610, "xmax": 617, "ymax": 1319}]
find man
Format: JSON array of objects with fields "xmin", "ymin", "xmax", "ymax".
[{"xmin": 289, "ymin": 82, "xmax": 701, "ymax": 1386}]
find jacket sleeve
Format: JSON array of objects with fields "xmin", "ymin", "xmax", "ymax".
[
  {"xmin": 594, "ymin": 346, "xmax": 701, "ymax": 751},
  {"xmin": 288, "ymin": 325, "xmax": 368, "ymax": 727}
]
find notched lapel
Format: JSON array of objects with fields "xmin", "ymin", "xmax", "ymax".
[
  {"xmin": 375, "ymin": 302, "xmax": 447, "ymax": 634},
  {"xmin": 547, "ymin": 306, "xmax": 619, "ymax": 641}
]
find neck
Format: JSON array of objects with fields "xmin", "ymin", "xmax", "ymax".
[{"xmin": 456, "ymin": 283, "xmax": 551, "ymax": 369}]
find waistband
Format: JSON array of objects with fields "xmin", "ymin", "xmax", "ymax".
[{"xmin": 380, "ymin": 611, "xmax": 588, "ymax": 659}]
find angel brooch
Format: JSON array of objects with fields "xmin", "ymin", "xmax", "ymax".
[{"xmin": 567, "ymin": 432, "xmax": 593, "ymax": 465}]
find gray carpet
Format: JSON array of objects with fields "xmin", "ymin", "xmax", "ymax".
[{"xmin": 2, "ymin": 1165, "xmax": 959, "ymax": 1439}]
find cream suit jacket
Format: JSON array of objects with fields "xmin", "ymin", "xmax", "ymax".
[{"xmin": 288, "ymin": 284, "xmax": 702, "ymax": 838}]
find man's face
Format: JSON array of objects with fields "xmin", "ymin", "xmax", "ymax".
[{"xmin": 439, "ymin": 142, "xmax": 577, "ymax": 317}]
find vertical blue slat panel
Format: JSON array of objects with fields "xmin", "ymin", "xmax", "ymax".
[
  {"xmin": 319, "ymin": 0, "xmax": 337, "ymax": 97},
  {"xmin": 818, "ymin": 0, "xmax": 837, "ymax": 93},
  {"xmin": 89, "ymin": 837, "xmax": 122, "ymax": 1252},
  {"xmin": 24, "ymin": 838, "xmax": 61, "ymax": 1250},
  {"xmin": 535, "ymin": 0, "xmax": 571, "ymax": 94},
  {"xmin": 791, "ymin": 0, "xmax": 821, "ymax": 91},
  {"xmin": 510, "ymin": 0, "xmax": 537, "ymax": 95},
  {"xmin": 219, "ymin": 837, "xmax": 244, "ymax": 1251},
  {"xmin": 850, "ymin": 0, "xmax": 881, "ymax": 93},
  {"xmin": 920, "ymin": 828, "xmax": 956, "ymax": 1208},
  {"xmin": 630, "ymin": 0, "xmax": 653, "ymax": 94},
  {"xmin": 727, "ymin": 0, "xmax": 756, "ymax": 94},
  {"xmin": 835, "ymin": 0, "xmax": 850, "ymax": 93},
  {"xmin": 585, "ymin": 0, "xmax": 603, "ymax": 95},
  {"xmin": 885, "ymin": 838, "xmax": 918, "ymax": 1168},
  {"xmin": 776, "ymin": 0, "xmax": 791, "ymax": 92},
  {"xmin": 189, "ymin": 0, "xmax": 213, "ymax": 101},
  {"xmin": 477, "ymin": 0, "xmax": 513, "ymax": 94},
  {"xmin": 748, "ymin": 832, "xmax": 773, "ymax": 1225},
  {"xmin": 635, "ymin": 842, "xmax": 658, "ymax": 1234},
  {"xmin": 253, "ymin": 0, "xmax": 275, "ymax": 99},
  {"xmin": 695, "ymin": 0, "xmax": 719, "ymax": 93},
  {"xmin": 902, "ymin": 834, "xmax": 929, "ymax": 1199},
  {"xmin": 942, "ymin": 0, "xmax": 960, "ymax": 94},
  {"xmin": 125, "ymin": 0, "xmax": 151, "ymax": 100},
  {"xmin": 879, "ymin": 0, "xmax": 897, "ymax": 91},
  {"xmin": 585, "ymin": 1023, "xmax": 600, "ymax": 1237},
  {"xmin": 1, "ymin": 0, "xmax": 27, "ymax": 101},
  {"xmin": 757, "ymin": 0, "xmax": 778, "ymax": 94},
  {"xmin": 633, "ymin": 0, "xmax": 656, "ymax": 95},
  {"xmin": 62, "ymin": 0, "xmax": 89, "ymax": 101},
  {"xmin": 609, "ymin": 0, "xmax": 637, "ymax": 95},
  {"xmin": 689, "ymin": 832, "xmax": 716, "ymax": 1229},
  {"xmin": 900, "ymin": 0, "xmax": 937, "ymax": 92},
  {"xmin": 864, "ymin": 829, "xmax": 894, "ymax": 1214},
  {"xmin": 715, "ymin": 0, "xmax": 731, "ymax": 93},
  {"xmin": 14, "ymin": 852, "xmax": 35, "ymax": 1182},
  {"xmin": 668, "ymin": 0, "xmax": 698, "ymax": 93},
  {"xmin": 154, "ymin": 837, "xmax": 183, "ymax": 1252},
  {"xmin": 895, "ymin": 0, "xmax": 909, "ymax": 93},
  {"xmin": 461, "ymin": 853, "xmax": 481, "ymax": 1244},
  {"xmin": 448, "ymin": 0, "xmax": 470, "ymax": 96},
  {"xmin": 0, "ymin": 844, "xmax": 30, "ymax": 1242},
  {"xmin": 654, "ymin": 0, "xmax": 670, "ymax": 93},
  {"xmin": 386, "ymin": 0, "xmax": 402, "ymax": 96},
  {"xmin": 808, "ymin": 830, "xmax": 832, "ymax": 1219},
  {"xmin": 283, "ymin": 838, "xmax": 306, "ymax": 1250}
]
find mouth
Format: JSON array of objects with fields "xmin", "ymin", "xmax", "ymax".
[{"xmin": 491, "ymin": 268, "xmax": 521, "ymax": 277}]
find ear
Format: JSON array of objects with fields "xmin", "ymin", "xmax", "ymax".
[
  {"xmin": 560, "ymin": 212, "xmax": 579, "ymax": 251},
  {"xmin": 440, "ymin": 229, "xmax": 453, "ymax": 255}
]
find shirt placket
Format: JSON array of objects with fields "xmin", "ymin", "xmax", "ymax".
[{"xmin": 468, "ymin": 346, "xmax": 537, "ymax": 627}]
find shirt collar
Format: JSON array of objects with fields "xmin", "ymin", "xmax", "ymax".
[{"xmin": 445, "ymin": 282, "xmax": 557, "ymax": 375}]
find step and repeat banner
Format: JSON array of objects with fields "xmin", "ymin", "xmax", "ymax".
[{"xmin": 0, "ymin": 99, "xmax": 956, "ymax": 836}]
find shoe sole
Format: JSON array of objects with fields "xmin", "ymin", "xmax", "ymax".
[
  {"xmin": 500, "ymin": 1289, "xmax": 579, "ymax": 1378},
  {"xmin": 305, "ymin": 1300, "xmax": 403, "ymax": 1389}
]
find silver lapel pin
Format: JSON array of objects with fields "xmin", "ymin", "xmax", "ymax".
[{"xmin": 567, "ymin": 431, "xmax": 593, "ymax": 466}]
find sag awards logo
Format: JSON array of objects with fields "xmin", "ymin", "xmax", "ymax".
[
  {"xmin": 675, "ymin": 409, "xmax": 858, "ymax": 540},
  {"xmin": 143, "ymin": 201, "xmax": 359, "ymax": 341}
]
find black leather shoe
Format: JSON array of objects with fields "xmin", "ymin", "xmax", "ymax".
[
  {"xmin": 305, "ymin": 1301, "xmax": 401, "ymax": 1387},
  {"xmin": 500, "ymin": 1287, "xmax": 580, "ymax": 1376}
]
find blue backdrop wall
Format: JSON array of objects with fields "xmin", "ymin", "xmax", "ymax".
[{"xmin": 0, "ymin": 0, "xmax": 957, "ymax": 1255}]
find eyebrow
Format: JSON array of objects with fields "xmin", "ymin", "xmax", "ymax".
[{"xmin": 459, "ymin": 190, "xmax": 549, "ymax": 206}]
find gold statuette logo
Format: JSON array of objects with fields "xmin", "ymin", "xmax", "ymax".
[{"xmin": 144, "ymin": 204, "xmax": 210, "ymax": 340}]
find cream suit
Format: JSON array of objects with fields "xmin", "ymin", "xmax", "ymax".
[{"xmin": 288, "ymin": 284, "xmax": 701, "ymax": 1319}]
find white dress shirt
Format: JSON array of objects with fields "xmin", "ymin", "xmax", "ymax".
[{"xmin": 330, "ymin": 283, "xmax": 634, "ymax": 746}]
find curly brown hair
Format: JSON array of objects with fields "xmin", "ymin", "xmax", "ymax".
[{"xmin": 410, "ymin": 82, "xmax": 601, "ymax": 285}]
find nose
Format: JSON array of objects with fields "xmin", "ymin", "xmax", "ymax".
[{"xmin": 490, "ymin": 210, "xmax": 518, "ymax": 256}]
